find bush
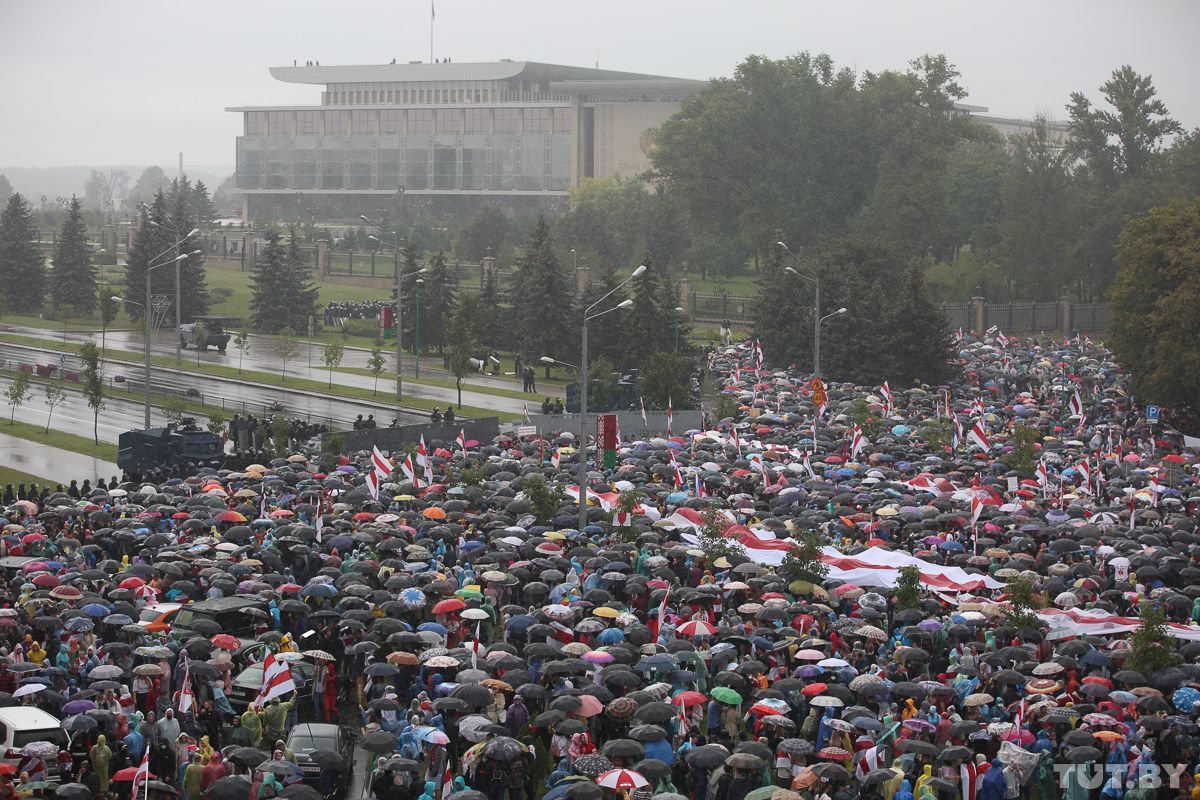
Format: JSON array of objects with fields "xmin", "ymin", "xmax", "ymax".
[
  {"xmin": 211, "ymin": 286, "xmax": 235, "ymax": 302},
  {"xmin": 341, "ymin": 319, "xmax": 381, "ymax": 338}
]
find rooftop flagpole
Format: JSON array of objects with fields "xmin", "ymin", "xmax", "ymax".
[{"xmin": 430, "ymin": 1, "xmax": 435, "ymax": 63}]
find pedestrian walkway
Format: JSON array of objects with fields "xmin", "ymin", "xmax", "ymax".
[{"xmin": 0, "ymin": 430, "xmax": 119, "ymax": 483}]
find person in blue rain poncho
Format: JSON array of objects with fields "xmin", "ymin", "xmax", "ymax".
[{"xmin": 977, "ymin": 759, "xmax": 1007, "ymax": 800}]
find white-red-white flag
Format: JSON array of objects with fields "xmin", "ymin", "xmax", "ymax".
[
  {"xmin": 456, "ymin": 429, "xmax": 466, "ymax": 451},
  {"xmin": 1036, "ymin": 459, "xmax": 1049, "ymax": 490},
  {"xmin": 130, "ymin": 750, "xmax": 150, "ymax": 800},
  {"xmin": 968, "ymin": 421, "xmax": 989, "ymax": 451},
  {"xmin": 441, "ymin": 756, "xmax": 453, "ymax": 800},
  {"xmin": 970, "ymin": 495, "xmax": 984, "ymax": 527},
  {"xmin": 400, "ymin": 454, "xmax": 417, "ymax": 487},
  {"xmin": 418, "ymin": 435, "xmax": 433, "ymax": 486},
  {"xmin": 640, "ymin": 397, "xmax": 648, "ymax": 426},
  {"xmin": 802, "ymin": 452, "xmax": 815, "ymax": 479},
  {"xmin": 177, "ymin": 657, "xmax": 194, "ymax": 714},
  {"xmin": 1069, "ymin": 390, "xmax": 1083, "ymax": 417},
  {"xmin": 550, "ymin": 448, "xmax": 560, "ymax": 469},
  {"xmin": 667, "ymin": 398, "xmax": 673, "ymax": 437},
  {"xmin": 849, "ymin": 424, "xmax": 865, "ymax": 460},
  {"xmin": 372, "ymin": 446, "xmax": 394, "ymax": 479},
  {"xmin": 880, "ymin": 382, "xmax": 893, "ymax": 414},
  {"xmin": 524, "ymin": 402, "xmax": 531, "ymax": 423},
  {"xmin": 252, "ymin": 651, "xmax": 296, "ymax": 709},
  {"xmin": 366, "ymin": 471, "xmax": 380, "ymax": 501}
]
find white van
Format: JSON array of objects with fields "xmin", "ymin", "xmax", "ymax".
[{"xmin": 0, "ymin": 707, "xmax": 69, "ymax": 778}]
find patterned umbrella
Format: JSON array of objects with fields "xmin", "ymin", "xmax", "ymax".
[
  {"xmin": 400, "ymin": 588, "xmax": 427, "ymax": 609},
  {"xmin": 596, "ymin": 770, "xmax": 649, "ymax": 790},
  {"xmin": 605, "ymin": 697, "xmax": 639, "ymax": 722},
  {"xmin": 573, "ymin": 754, "xmax": 616, "ymax": 777},
  {"xmin": 818, "ymin": 747, "xmax": 852, "ymax": 760}
]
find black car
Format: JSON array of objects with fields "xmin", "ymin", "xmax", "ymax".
[
  {"xmin": 287, "ymin": 722, "xmax": 351, "ymax": 796},
  {"xmin": 227, "ymin": 659, "xmax": 315, "ymax": 710}
]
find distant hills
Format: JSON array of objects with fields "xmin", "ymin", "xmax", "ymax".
[{"xmin": 0, "ymin": 165, "xmax": 234, "ymax": 201}]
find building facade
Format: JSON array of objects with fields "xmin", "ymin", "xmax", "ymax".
[{"xmin": 228, "ymin": 61, "xmax": 706, "ymax": 222}]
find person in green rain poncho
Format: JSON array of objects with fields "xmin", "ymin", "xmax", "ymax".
[
  {"xmin": 1035, "ymin": 752, "xmax": 1056, "ymax": 800},
  {"xmin": 241, "ymin": 706, "xmax": 263, "ymax": 748}
]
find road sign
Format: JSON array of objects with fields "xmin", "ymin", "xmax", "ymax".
[
  {"xmin": 60, "ymin": 354, "xmax": 67, "ymax": 364},
  {"xmin": 811, "ymin": 377, "xmax": 825, "ymax": 392},
  {"xmin": 1146, "ymin": 405, "xmax": 1160, "ymax": 421},
  {"xmin": 812, "ymin": 390, "xmax": 827, "ymax": 406}
]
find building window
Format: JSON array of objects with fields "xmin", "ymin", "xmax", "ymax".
[
  {"xmin": 297, "ymin": 111, "xmax": 319, "ymax": 135},
  {"xmin": 325, "ymin": 110, "xmax": 350, "ymax": 135},
  {"xmin": 525, "ymin": 108, "xmax": 550, "ymax": 135},
  {"xmin": 465, "ymin": 109, "xmax": 488, "ymax": 135},
  {"xmin": 409, "ymin": 110, "xmax": 432, "ymax": 135},
  {"xmin": 267, "ymin": 111, "xmax": 291, "ymax": 136},
  {"xmin": 351, "ymin": 110, "xmax": 375, "ymax": 135},
  {"xmin": 246, "ymin": 112, "xmax": 267, "ymax": 136},
  {"xmin": 553, "ymin": 108, "xmax": 571, "ymax": 135},
  {"xmin": 435, "ymin": 109, "xmax": 458, "ymax": 135},
  {"xmin": 380, "ymin": 110, "xmax": 403, "ymax": 134},
  {"xmin": 494, "ymin": 108, "xmax": 518, "ymax": 134}
]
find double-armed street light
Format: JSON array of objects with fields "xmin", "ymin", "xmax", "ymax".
[
  {"xmin": 541, "ymin": 264, "xmax": 647, "ymax": 533},
  {"xmin": 776, "ymin": 242, "xmax": 847, "ymax": 377},
  {"xmin": 363, "ymin": 217, "xmax": 427, "ymax": 401}
]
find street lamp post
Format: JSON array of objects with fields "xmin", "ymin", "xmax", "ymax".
[
  {"xmin": 149, "ymin": 220, "xmax": 200, "ymax": 366},
  {"xmin": 542, "ymin": 264, "xmax": 645, "ymax": 533},
  {"xmin": 777, "ymin": 242, "xmax": 827, "ymax": 376},
  {"xmin": 674, "ymin": 306, "xmax": 685, "ymax": 351},
  {"xmin": 366, "ymin": 220, "xmax": 425, "ymax": 402},
  {"xmin": 414, "ymin": 279, "xmax": 423, "ymax": 378}
]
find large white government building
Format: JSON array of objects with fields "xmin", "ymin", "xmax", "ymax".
[{"xmin": 228, "ymin": 61, "xmax": 706, "ymax": 221}]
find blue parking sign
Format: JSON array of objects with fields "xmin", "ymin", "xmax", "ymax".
[
  {"xmin": 1147, "ymin": 405, "xmax": 1160, "ymax": 420},
  {"xmin": 60, "ymin": 354, "xmax": 66, "ymax": 364}
]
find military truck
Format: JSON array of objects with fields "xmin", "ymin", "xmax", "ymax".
[
  {"xmin": 117, "ymin": 418, "xmax": 225, "ymax": 479},
  {"xmin": 178, "ymin": 316, "xmax": 236, "ymax": 352}
]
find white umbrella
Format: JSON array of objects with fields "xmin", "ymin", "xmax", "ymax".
[{"xmin": 13, "ymin": 683, "xmax": 47, "ymax": 698}]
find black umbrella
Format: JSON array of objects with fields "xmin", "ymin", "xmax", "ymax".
[
  {"xmin": 480, "ymin": 736, "xmax": 526, "ymax": 761},
  {"xmin": 359, "ymin": 730, "xmax": 400, "ymax": 752},
  {"xmin": 307, "ymin": 749, "xmax": 348, "ymax": 771},
  {"xmin": 208, "ymin": 776, "xmax": 254, "ymax": 800},
  {"xmin": 687, "ymin": 745, "xmax": 731, "ymax": 768}
]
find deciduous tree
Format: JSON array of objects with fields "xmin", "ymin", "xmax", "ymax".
[
  {"xmin": 79, "ymin": 341, "xmax": 104, "ymax": 443},
  {"xmin": 1107, "ymin": 197, "xmax": 1200, "ymax": 410}
]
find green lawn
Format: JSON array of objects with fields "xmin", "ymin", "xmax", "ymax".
[
  {"xmin": 0, "ymin": 465, "xmax": 55, "ymax": 487},
  {"xmin": 0, "ymin": 417, "xmax": 119, "ymax": 462}
]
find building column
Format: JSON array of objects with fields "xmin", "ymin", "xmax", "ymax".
[
  {"xmin": 317, "ymin": 239, "xmax": 330, "ymax": 278},
  {"xmin": 971, "ymin": 288, "xmax": 986, "ymax": 335},
  {"xmin": 1059, "ymin": 288, "xmax": 1073, "ymax": 334}
]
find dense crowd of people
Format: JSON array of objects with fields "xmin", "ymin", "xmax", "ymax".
[{"xmin": 1, "ymin": 332, "xmax": 1198, "ymax": 800}]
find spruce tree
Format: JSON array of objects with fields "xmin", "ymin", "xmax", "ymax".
[
  {"xmin": 884, "ymin": 264, "xmax": 956, "ymax": 385},
  {"xmin": 250, "ymin": 229, "xmax": 291, "ymax": 333},
  {"xmin": 169, "ymin": 190, "xmax": 209, "ymax": 323},
  {"xmin": 50, "ymin": 198, "xmax": 98, "ymax": 316},
  {"xmin": 123, "ymin": 196, "xmax": 173, "ymax": 324},
  {"xmin": 398, "ymin": 240, "xmax": 424, "ymax": 354},
  {"xmin": 479, "ymin": 267, "xmax": 504, "ymax": 351},
  {"xmin": 419, "ymin": 248, "xmax": 458, "ymax": 356},
  {"xmin": 509, "ymin": 215, "xmax": 574, "ymax": 366},
  {"xmin": 191, "ymin": 181, "xmax": 217, "ymax": 227},
  {"xmin": 0, "ymin": 193, "xmax": 46, "ymax": 313},
  {"xmin": 619, "ymin": 254, "xmax": 677, "ymax": 370},
  {"xmin": 284, "ymin": 225, "xmax": 321, "ymax": 330}
]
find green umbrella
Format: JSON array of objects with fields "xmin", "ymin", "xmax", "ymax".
[{"xmin": 711, "ymin": 687, "xmax": 742, "ymax": 704}]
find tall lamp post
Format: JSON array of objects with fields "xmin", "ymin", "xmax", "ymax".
[
  {"xmin": 113, "ymin": 247, "xmax": 188, "ymax": 428},
  {"xmin": 149, "ymin": 218, "xmax": 200, "ymax": 366},
  {"xmin": 365, "ymin": 218, "xmax": 426, "ymax": 401},
  {"xmin": 542, "ymin": 263, "xmax": 645, "ymax": 533},
  {"xmin": 413, "ymin": 278, "xmax": 423, "ymax": 378},
  {"xmin": 776, "ymin": 241, "xmax": 828, "ymax": 376},
  {"xmin": 674, "ymin": 306, "xmax": 685, "ymax": 351}
]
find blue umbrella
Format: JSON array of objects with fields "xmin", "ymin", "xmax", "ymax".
[
  {"xmin": 666, "ymin": 492, "xmax": 688, "ymax": 504},
  {"xmin": 65, "ymin": 617, "xmax": 94, "ymax": 632},
  {"xmin": 326, "ymin": 535, "xmax": 353, "ymax": 552},
  {"xmin": 418, "ymin": 622, "xmax": 447, "ymax": 635},
  {"xmin": 1081, "ymin": 650, "xmax": 1110, "ymax": 667},
  {"xmin": 505, "ymin": 615, "xmax": 536, "ymax": 633},
  {"xmin": 938, "ymin": 541, "xmax": 965, "ymax": 552},
  {"xmin": 81, "ymin": 603, "xmax": 111, "ymax": 616},
  {"xmin": 1173, "ymin": 687, "xmax": 1200, "ymax": 711},
  {"xmin": 300, "ymin": 584, "xmax": 338, "ymax": 598},
  {"xmin": 596, "ymin": 628, "xmax": 625, "ymax": 643}
]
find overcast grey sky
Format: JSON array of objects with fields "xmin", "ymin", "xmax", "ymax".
[{"xmin": 3, "ymin": 0, "xmax": 1198, "ymax": 173}]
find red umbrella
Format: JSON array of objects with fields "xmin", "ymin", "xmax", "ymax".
[
  {"xmin": 119, "ymin": 577, "xmax": 146, "ymax": 589},
  {"xmin": 210, "ymin": 634, "xmax": 240, "ymax": 650},
  {"xmin": 216, "ymin": 510, "xmax": 246, "ymax": 522},
  {"xmin": 433, "ymin": 599, "xmax": 466, "ymax": 614},
  {"xmin": 597, "ymin": 770, "xmax": 649, "ymax": 790},
  {"xmin": 31, "ymin": 574, "xmax": 60, "ymax": 588},
  {"xmin": 670, "ymin": 691, "xmax": 708, "ymax": 707},
  {"xmin": 801, "ymin": 683, "xmax": 828, "ymax": 697},
  {"xmin": 112, "ymin": 767, "xmax": 155, "ymax": 781}
]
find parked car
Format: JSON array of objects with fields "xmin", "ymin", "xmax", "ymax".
[
  {"xmin": 227, "ymin": 660, "xmax": 315, "ymax": 710},
  {"xmin": 135, "ymin": 602, "xmax": 184, "ymax": 634},
  {"xmin": 286, "ymin": 722, "xmax": 351, "ymax": 796},
  {"xmin": 0, "ymin": 707, "xmax": 69, "ymax": 781},
  {"xmin": 172, "ymin": 596, "xmax": 269, "ymax": 638}
]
